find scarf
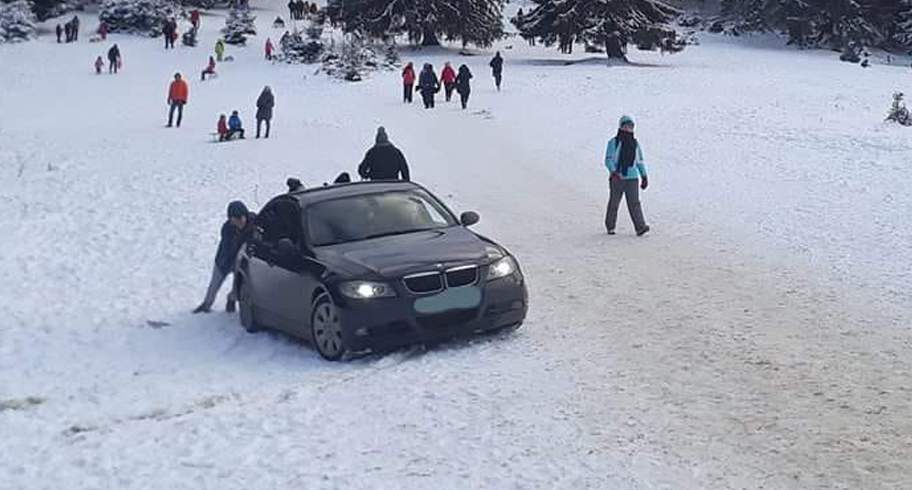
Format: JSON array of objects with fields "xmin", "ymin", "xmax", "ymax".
[{"xmin": 616, "ymin": 130, "xmax": 638, "ymax": 175}]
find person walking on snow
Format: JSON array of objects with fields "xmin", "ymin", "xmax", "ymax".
[
  {"xmin": 94, "ymin": 56, "xmax": 104, "ymax": 74},
  {"xmin": 107, "ymin": 44, "xmax": 121, "ymax": 74},
  {"xmin": 56, "ymin": 24, "xmax": 62, "ymax": 43},
  {"xmin": 71, "ymin": 16, "xmax": 80, "ymax": 41},
  {"xmin": 166, "ymin": 73, "xmax": 189, "ymax": 127},
  {"xmin": 287, "ymin": 0, "xmax": 294, "ymax": 20},
  {"xmin": 98, "ymin": 21, "xmax": 108, "ymax": 40},
  {"xmin": 190, "ymin": 9, "xmax": 201, "ymax": 29},
  {"xmin": 255, "ymin": 86, "xmax": 275, "ymax": 139},
  {"xmin": 455, "ymin": 64, "xmax": 473, "ymax": 110},
  {"xmin": 163, "ymin": 18, "xmax": 176, "ymax": 49},
  {"xmin": 358, "ymin": 127, "xmax": 410, "ymax": 181},
  {"xmin": 441, "ymin": 62, "xmax": 456, "ymax": 102},
  {"xmin": 193, "ymin": 201, "xmax": 257, "ymax": 313},
  {"xmin": 214, "ymin": 39, "xmax": 225, "ymax": 62},
  {"xmin": 265, "ymin": 38, "xmax": 275, "ymax": 61},
  {"xmin": 604, "ymin": 115, "xmax": 650, "ymax": 236},
  {"xmin": 227, "ymin": 110, "xmax": 245, "ymax": 139},
  {"xmin": 201, "ymin": 56, "xmax": 217, "ymax": 81},
  {"xmin": 401, "ymin": 62, "xmax": 416, "ymax": 103},
  {"xmin": 489, "ymin": 51, "xmax": 504, "ymax": 91},
  {"xmin": 417, "ymin": 63, "xmax": 440, "ymax": 109}
]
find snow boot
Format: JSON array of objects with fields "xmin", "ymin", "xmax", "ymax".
[
  {"xmin": 193, "ymin": 303, "xmax": 211, "ymax": 314},
  {"xmin": 226, "ymin": 299, "xmax": 236, "ymax": 313},
  {"xmin": 636, "ymin": 226, "xmax": 650, "ymax": 237}
]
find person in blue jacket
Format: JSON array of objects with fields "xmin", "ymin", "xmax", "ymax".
[
  {"xmin": 194, "ymin": 201, "xmax": 257, "ymax": 313},
  {"xmin": 227, "ymin": 110, "xmax": 245, "ymax": 139},
  {"xmin": 604, "ymin": 115, "xmax": 650, "ymax": 236}
]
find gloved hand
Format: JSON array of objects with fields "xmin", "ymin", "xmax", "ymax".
[{"xmin": 640, "ymin": 176, "xmax": 649, "ymax": 190}]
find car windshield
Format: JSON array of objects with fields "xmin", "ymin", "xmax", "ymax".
[{"xmin": 307, "ymin": 190, "xmax": 458, "ymax": 246}]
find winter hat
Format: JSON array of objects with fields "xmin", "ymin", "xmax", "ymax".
[
  {"xmin": 375, "ymin": 126, "xmax": 389, "ymax": 145},
  {"xmin": 227, "ymin": 200, "xmax": 248, "ymax": 218},
  {"xmin": 619, "ymin": 115, "xmax": 635, "ymax": 128}
]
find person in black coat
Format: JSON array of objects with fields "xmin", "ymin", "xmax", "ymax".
[
  {"xmin": 417, "ymin": 63, "xmax": 440, "ymax": 109},
  {"xmin": 358, "ymin": 127, "xmax": 410, "ymax": 181},
  {"xmin": 107, "ymin": 44, "xmax": 121, "ymax": 74},
  {"xmin": 489, "ymin": 51, "xmax": 504, "ymax": 91},
  {"xmin": 455, "ymin": 64, "xmax": 473, "ymax": 110},
  {"xmin": 194, "ymin": 201, "xmax": 257, "ymax": 313},
  {"xmin": 255, "ymin": 86, "xmax": 275, "ymax": 138},
  {"xmin": 56, "ymin": 24, "xmax": 62, "ymax": 43}
]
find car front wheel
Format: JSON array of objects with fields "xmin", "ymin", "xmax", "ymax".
[
  {"xmin": 311, "ymin": 293, "xmax": 346, "ymax": 361},
  {"xmin": 238, "ymin": 280, "xmax": 260, "ymax": 333}
]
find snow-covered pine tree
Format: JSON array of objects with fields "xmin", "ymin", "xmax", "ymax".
[
  {"xmin": 276, "ymin": 21, "xmax": 324, "ymax": 64},
  {"xmin": 221, "ymin": 2, "xmax": 255, "ymax": 45},
  {"xmin": 0, "ymin": 0, "xmax": 37, "ymax": 43},
  {"xmin": 325, "ymin": 0, "xmax": 505, "ymax": 48},
  {"xmin": 886, "ymin": 92, "xmax": 912, "ymax": 126},
  {"xmin": 516, "ymin": 0, "xmax": 684, "ymax": 58},
  {"xmin": 890, "ymin": 0, "xmax": 912, "ymax": 48},
  {"xmin": 99, "ymin": 0, "xmax": 182, "ymax": 36}
]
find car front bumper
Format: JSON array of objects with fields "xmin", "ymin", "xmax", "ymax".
[{"xmin": 337, "ymin": 274, "xmax": 528, "ymax": 353}]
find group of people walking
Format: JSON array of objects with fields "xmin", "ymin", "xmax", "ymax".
[
  {"xmin": 401, "ymin": 52, "xmax": 504, "ymax": 110},
  {"xmin": 287, "ymin": 0, "xmax": 317, "ymax": 20},
  {"xmin": 94, "ymin": 44, "xmax": 121, "ymax": 74}
]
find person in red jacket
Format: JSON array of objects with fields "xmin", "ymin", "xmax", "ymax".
[
  {"xmin": 440, "ymin": 62, "xmax": 456, "ymax": 102},
  {"xmin": 217, "ymin": 114, "xmax": 229, "ymax": 141},
  {"xmin": 265, "ymin": 38, "xmax": 274, "ymax": 61},
  {"xmin": 98, "ymin": 21, "xmax": 108, "ymax": 40},
  {"xmin": 201, "ymin": 56, "xmax": 216, "ymax": 81},
  {"xmin": 401, "ymin": 62, "xmax": 416, "ymax": 103},
  {"xmin": 190, "ymin": 9, "xmax": 201, "ymax": 29},
  {"xmin": 167, "ymin": 73, "xmax": 189, "ymax": 127}
]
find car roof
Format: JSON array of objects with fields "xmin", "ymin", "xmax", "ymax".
[{"xmin": 287, "ymin": 181, "xmax": 426, "ymax": 206}]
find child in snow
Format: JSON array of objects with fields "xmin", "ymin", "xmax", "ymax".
[
  {"xmin": 227, "ymin": 111, "xmax": 245, "ymax": 139},
  {"xmin": 193, "ymin": 201, "xmax": 257, "ymax": 314},
  {"xmin": 98, "ymin": 22, "xmax": 108, "ymax": 40},
  {"xmin": 441, "ymin": 62, "xmax": 456, "ymax": 102},
  {"xmin": 604, "ymin": 115, "xmax": 650, "ymax": 236},
  {"xmin": 94, "ymin": 56, "xmax": 104, "ymax": 74},
  {"xmin": 217, "ymin": 114, "xmax": 230, "ymax": 141},
  {"xmin": 215, "ymin": 39, "xmax": 225, "ymax": 62},
  {"xmin": 201, "ymin": 56, "xmax": 217, "ymax": 81},
  {"xmin": 265, "ymin": 38, "xmax": 275, "ymax": 61}
]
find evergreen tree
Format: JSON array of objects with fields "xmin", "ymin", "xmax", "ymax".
[
  {"xmin": 325, "ymin": 0, "xmax": 505, "ymax": 47},
  {"xmin": 221, "ymin": 2, "xmax": 255, "ymax": 45},
  {"xmin": 0, "ymin": 0, "xmax": 37, "ymax": 43},
  {"xmin": 516, "ymin": 0, "xmax": 684, "ymax": 58},
  {"xmin": 100, "ymin": 0, "xmax": 182, "ymax": 36},
  {"xmin": 890, "ymin": 0, "xmax": 912, "ymax": 48}
]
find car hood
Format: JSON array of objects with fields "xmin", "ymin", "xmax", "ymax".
[{"xmin": 316, "ymin": 226, "xmax": 497, "ymax": 279}]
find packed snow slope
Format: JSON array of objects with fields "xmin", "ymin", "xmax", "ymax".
[{"xmin": 2, "ymin": 2, "xmax": 911, "ymax": 489}]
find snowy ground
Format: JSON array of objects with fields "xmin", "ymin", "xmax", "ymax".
[{"xmin": 2, "ymin": 1, "xmax": 912, "ymax": 488}]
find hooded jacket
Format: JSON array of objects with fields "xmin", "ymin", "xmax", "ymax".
[{"xmin": 358, "ymin": 129, "xmax": 410, "ymax": 181}]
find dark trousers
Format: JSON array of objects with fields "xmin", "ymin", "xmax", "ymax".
[
  {"xmin": 201, "ymin": 69, "xmax": 215, "ymax": 81},
  {"xmin": 109, "ymin": 59, "xmax": 117, "ymax": 73},
  {"xmin": 421, "ymin": 91, "xmax": 435, "ymax": 109},
  {"xmin": 165, "ymin": 35, "xmax": 174, "ymax": 49},
  {"xmin": 72, "ymin": 28, "xmax": 78, "ymax": 41},
  {"xmin": 494, "ymin": 73, "xmax": 502, "ymax": 90},
  {"xmin": 605, "ymin": 178, "xmax": 647, "ymax": 233},
  {"xmin": 459, "ymin": 91, "xmax": 470, "ymax": 109},
  {"xmin": 403, "ymin": 84, "xmax": 413, "ymax": 103},
  {"xmin": 167, "ymin": 102, "xmax": 184, "ymax": 127},
  {"xmin": 444, "ymin": 83, "xmax": 455, "ymax": 102},
  {"xmin": 227, "ymin": 128, "xmax": 245, "ymax": 139},
  {"xmin": 256, "ymin": 119, "xmax": 270, "ymax": 138}
]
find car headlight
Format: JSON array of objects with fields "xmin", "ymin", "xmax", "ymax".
[
  {"xmin": 487, "ymin": 256, "xmax": 518, "ymax": 281},
  {"xmin": 339, "ymin": 281, "xmax": 397, "ymax": 299}
]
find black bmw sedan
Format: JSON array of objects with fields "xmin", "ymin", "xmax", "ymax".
[{"xmin": 234, "ymin": 181, "xmax": 528, "ymax": 360}]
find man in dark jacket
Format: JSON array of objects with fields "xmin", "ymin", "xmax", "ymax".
[
  {"xmin": 417, "ymin": 63, "xmax": 440, "ymax": 109},
  {"xmin": 194, "ymin": 201, "xmax": 257, "ymax": 313},
  {"xmin": 358, "ymin": 127, "xmax": 410, "ymax": 181},
  {"xmin": 255, "ymin": 86, "xmax": 275, "ymax": 138},
  {"xmin": 489, "ymin": 51, "xmax": 504, "ymax": 91}
]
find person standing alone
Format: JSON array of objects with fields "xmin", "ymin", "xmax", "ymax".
[
  {"xmin": 604, "ymin": 115, "xmax": 650, "ymax": 236},
  {"xmin": 166, "ymin": 73, "xmax": 189, "ymax": 128},
  {"xmin": 489, "ymin": 51, "xmax": 504, "ymax": 91},
  {"xmin": 255, "ymin": 86, "xmax": 275, "ymax": 139}
]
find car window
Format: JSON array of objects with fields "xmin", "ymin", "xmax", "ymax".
[
  {"xmin": 258, "ymin": 198, "xmax": 302, "ymax": 245},
  {"xmin": 307, "ymin": 190, "xmax": 456, "ymax": 246}
]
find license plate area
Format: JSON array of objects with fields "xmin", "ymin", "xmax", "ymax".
[{"xmin": 414, "ymin": 287, "xmax": 482, "ymax": 315}]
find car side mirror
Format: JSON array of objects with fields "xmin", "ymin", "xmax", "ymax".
[{"xmin": 460, "ymin": 211, "xmax": 480, "ymax": 227}]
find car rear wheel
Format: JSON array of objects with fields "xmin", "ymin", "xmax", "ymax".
[
  {"xmin": 311, "ymin": 294, "xmax": 346, "ymax": 361},
  {"xmin": 238, "ymin": 280, "xmax": 261, "ymax": 333}
]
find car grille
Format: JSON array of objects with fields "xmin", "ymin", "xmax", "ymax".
[
  {"xmin": 403, "ymin": 273, "xmax": 444, "ymax": 294},
  {"xmin": 417, "ymin": 309, "xmax": 479, "ymax": 329},
  {"xmin": 446, "ymin": 266, "xmax": 478, "ymax": 288}
]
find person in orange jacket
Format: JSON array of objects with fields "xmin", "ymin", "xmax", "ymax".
[
  {"xmin": 167, "ymin": 73, "xmax": 189, "ymax": 127},
  {"xmin": 401, "ymin": 62, "xmax": 416, "ymax": 103},
  {"xmin": 440, "ymin": 62, "xmax": 456, "ymax": 102},
  {"xmin": 201, "ymin": 56, "xmax": 216, "ymax": 81},
  {"xmin": 265, "ymin": 38, "xmax": 275, "ymax": 61}
]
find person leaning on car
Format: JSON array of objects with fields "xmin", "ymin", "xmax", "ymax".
[
  {"xmin": 357, "ymin": 126, "xmax": 410, "ymax": 181},
  {"xmin": 193, "ymin": 201, "xmax": 257, "ymax": 314}
]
